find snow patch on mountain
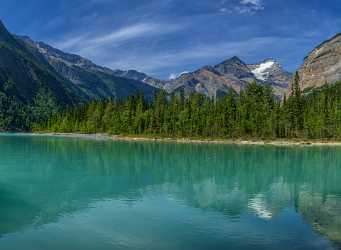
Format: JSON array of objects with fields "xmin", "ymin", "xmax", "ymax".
[
  {"xmin": 169, "ymin": 71, "xmax": 189, "ymax": 80},
  {"xmin": 251, "ymin": 60, "xmax": 275, "ymax": 80}
]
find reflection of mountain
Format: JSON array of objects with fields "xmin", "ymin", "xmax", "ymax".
[
  {"xmin": 0, "ymin": 136, "xmax": 341, "ymax": 247},
  {"xmin": 298, "ymin": 193, "xmax": 341, "ymax": 248}
]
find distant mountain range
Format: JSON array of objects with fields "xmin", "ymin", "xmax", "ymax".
[
  {"xmin": 140, "ymin": 56, "xmax": 292, "ymax": 98},
  {"xmin": 1, "ymin": 19, "xmax": 341, "ymax": 108},
  {"xmin": 19, "ymin": 35, "xmax": 293, "ymax": 99}
]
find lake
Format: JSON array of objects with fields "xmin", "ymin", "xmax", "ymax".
[{"xmin": 0, "ymin": 134, "xmax": 340, "ymax": 250}]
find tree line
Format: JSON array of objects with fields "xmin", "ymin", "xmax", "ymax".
[
  {"xmin": 0, "ymin": 88, "xmax": 59, "ymax": 131},
  {"xmin": 33, "ymin": 74, "xmax": 341, "ymax": 139}
]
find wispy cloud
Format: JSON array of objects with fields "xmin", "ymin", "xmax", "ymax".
[
  {"xmin": 54, "ymin": 35, "xmax": 87, "ymax": 51},
  {"xmin": 220, "ymin": 0, "xmax": 264, "ymax": 14},
  {"xmin": 90, "ymin": 23, "xmax": 157, "ymax": 45},
  {"xmin": 240, "ymin": 0, "xmax": 262, "ymax": 6},
  {"xmin": 52, "ymin": 22, "xmax": 183, "ymax": 52},
  {"xmin": 238, "ymin": 0, "xmax": 264, "ymax": 13}
]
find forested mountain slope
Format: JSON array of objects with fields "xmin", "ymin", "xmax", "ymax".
[
  {"xmin": 0, "ymin": 20, "xmax": 88, "ymax": 129},
  {"xmin": 0, "ymin": 21, "xmax": 83, "ymax": 106},
  {"xmin": 0, "ymin": 20, "xmax": 157, "ymax": 130}
]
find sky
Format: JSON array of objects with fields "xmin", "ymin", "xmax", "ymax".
[{"xmin": 1, "ymin": 0, "xmax": 340, "ymax": 79}]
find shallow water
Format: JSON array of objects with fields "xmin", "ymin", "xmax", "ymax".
[{"xmin": 0, "ymin": 134, "xmax": 340, "ymax": 250}]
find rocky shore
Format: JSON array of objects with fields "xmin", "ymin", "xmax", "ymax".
[{"xmin": 19, "ymin": 133, "xmax": 341, "ymax": 147}]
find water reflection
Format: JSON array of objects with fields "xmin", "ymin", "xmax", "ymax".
[{"xmin": 0, "ymin": 135, "xmax": 340, "ymax": 249}]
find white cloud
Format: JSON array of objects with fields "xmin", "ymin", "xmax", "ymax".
[
  {"xmin": 240, "ymin": 0, "xmax": 264, "ymax": 11},
  {"xmin": 89, "ymin": 23, "xmax": 159, "ymax": 46},
  {"xmin": 52, "ymin": 22, "xmax": 183, "ymax": 53},
  {"xmin": 240, "ymin": 0, "xmax": 261, "ymax": 5},
  {"xmin": 54, "ymin": 35, "xmax": 87, "ymax": 50},
  {"xmin": 219, "ymin": 0, "xmax": 264, "ymax": 15},
  {"xmin": 236, "ymin": 0, "xmax": 264, "ymax": 13}
]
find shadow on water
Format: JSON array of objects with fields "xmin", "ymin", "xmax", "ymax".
[{"xmin": 0, "ymin": 134, "xmax": 341, "ymax": 248}]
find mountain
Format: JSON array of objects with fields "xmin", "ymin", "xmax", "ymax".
[
  {"xmin": 111, "ymin": 69, "xmax": 148, "ymax": 82},
  {"xmin": 248, "ymin": 59, "xmax": 292, "ymax": 96},
  {"xmin": 18, "ymin": 36, "xmax": 157, "ymax": 101},
  {"xmin": 215, "ymin": 56, "xmax": 255, "ymax": 79},
  {"xmin": 142, "ymin": 57, "xmax": 291, "ymax": 98},
  {"xmin": 0, "ymin": 18, "xmax": 294, "ymax": 105},
  {"xmin": 298, "ymin": 33, "xmax": 341, "ymax": 91},
  {"xmin": 0, "ymin": 19, "xmax": 158, "ymax": 129},
  {"xmin": 0, "ymin": 20, "xmax": 82, "ymax": 106}
]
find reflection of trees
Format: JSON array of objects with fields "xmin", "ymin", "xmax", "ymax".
[
  {"xmin": 0, "ymin": 188, "xmax": 37, "ymax": 235},
  {"xmin": 0, "ymin": 135, "xmax": 341, "ymax": 244}
]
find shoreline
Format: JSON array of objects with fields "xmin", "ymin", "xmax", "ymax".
[{"xmin": 14, "ymin": 132, "xmax": 341, "ymax": 147}]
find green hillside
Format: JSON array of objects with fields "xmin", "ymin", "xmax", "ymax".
[
  {"xmin": 0, "ymin": 21, "xmax": 88, "ymax": 129},
  {"xmin": 0, "ymin": 20, "xmax": 156, "ymax": 130}
]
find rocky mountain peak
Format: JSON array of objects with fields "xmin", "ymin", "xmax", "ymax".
[
  {"xmin": 217, "ymin": 56, "xmax": 246, "ymax": 67},
  {"xmin": 140, "ymin": 56, "xmax": 292, "ymax": 99},
  {"xmin": 214, "ymin": 56, "xmax": 254, "ymax": 79},
  {"xmin": 248, "ymin": 59, "xmax": 291, "ymax": 92},
  {"xmin": 298, "ymin": 33, "xmax": 341, "ymax": 90},
  {"xmin": 225, "ymin": 56, "xmax": 244, "ymax": 63}
]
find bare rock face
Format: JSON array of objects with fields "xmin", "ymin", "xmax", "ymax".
[
  {"xmin": 298, "ymin": 33, "xmax": 341, "ymax": 90},
  {"xmin": 169, "ymin": 66, "xmax": 247, "ymax": 98}
]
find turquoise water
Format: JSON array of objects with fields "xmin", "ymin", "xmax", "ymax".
[{"xmin": 0, "ymin": 134, "xmax": 341, "ymax": 250}]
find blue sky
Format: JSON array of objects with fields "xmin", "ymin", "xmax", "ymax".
[{"xmin": 1, "ymin": 0, "xmax": 340, "ymax": 79}]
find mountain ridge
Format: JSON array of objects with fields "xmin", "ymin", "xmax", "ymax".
[
  {"xmin": 298, "ymin": 33, "xmax": 341, "ymax": 91},
  {"xmin": 137, "ymin": 56, "xmax": 292, "ymax": 98},
  {"xmin": 18, "ymin": 36, "xmax": 157, "ymax": 101},
  {"xmin": 0, "ymin": 20, "xmax": 83, "ymax": 106},
  {"xmin": 10, "ymin": 17, "xmax": 292, "ymax": 100}
]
